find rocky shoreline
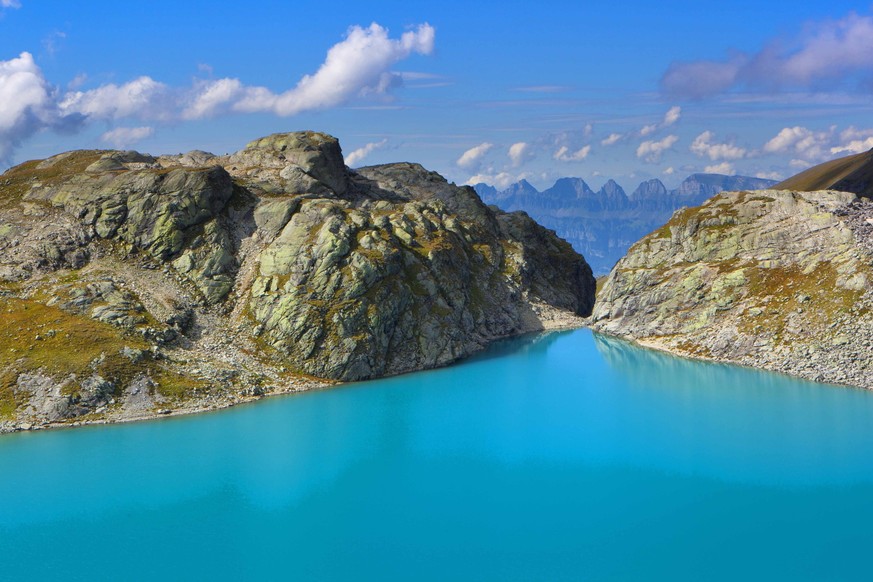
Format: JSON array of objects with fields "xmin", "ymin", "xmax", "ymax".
[{"xmin": 1, "ymin": 305, "xmax": 588, "ymax": 434}]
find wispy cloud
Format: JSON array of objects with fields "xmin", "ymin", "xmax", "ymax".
[
  {"xmin": 512, "ymin": 85, "xmax": 572, "ymax": 93},
  {"xmin": 42, "ymin": 31, "xmax": 67, "ymax": 56},
  {"xmin": 640, "ymin": 105, "xmax": 681, "ymax": 136},
  {"xmin": 100, "ymin": 126, "xmax": 154, "ymax": 148},
  {"xmin": 345, "ymin": 138, "xmax": 388, "ymax": 166},
  {"xmin": 602, "ymin": 106, "xmax": 681, "ymax": 145},
  {"xmin": 661, "ymin": 11, "xmax": 873, "ymax": 98},
  {"xmin": 396, "ymin": 71, "xmax": 452, "ymax": 89},
  {"xmin": 1, "ymin": 0, "xmax": 21, "ymax": 9}
]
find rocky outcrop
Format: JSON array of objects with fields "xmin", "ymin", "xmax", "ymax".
[
  {"xmin": 0, "ymin": 131, "xmax": 594, "ymax": 431},
  {"xmin": 592, "ymin": 189, "xmax": 873, "ymax": 389}
]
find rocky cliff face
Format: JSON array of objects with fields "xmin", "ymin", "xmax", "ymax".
[
  {"xmin": 0, "ymin": 132, "xmax": 595, "ymax": 431},
  {"xmin": 592, "ymin": 189, "xmax": 873, "ymax": 389}
]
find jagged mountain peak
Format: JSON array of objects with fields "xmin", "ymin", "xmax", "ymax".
[
  {"xmin": 505, "ymin": 179, "xmax": 539, "ymax": 196},
  {"xmin": 546, "ymin": 177, "xmax": 595, "ymax": 198},
  {"xmin": 630, "ymin": 178, "xmax": 667, "ymax": 200},
  {"xmin": 599, "ymin": 179, "xmax": 626, "ymax": 197}
]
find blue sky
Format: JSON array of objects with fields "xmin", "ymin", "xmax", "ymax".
[{"xmin": 2, "ymin": 0, "xmax": 873, "ymax": 190}]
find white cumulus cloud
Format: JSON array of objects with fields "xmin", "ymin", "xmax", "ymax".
[
  {"xmin": 763, "ymin": 126, "xmax": 834, "ymax": 161},
  {"xmin": 601, "ymin": 133, "xmax": 623, "ymax": 146},
  {"xmin": 465, "ymin": 171, "xmax": 519, "ymax": 190},
  {"xmin": 636, "ymin": 135, "xmax": 678, "ymax": 163},
  {"xmin": 553, "ymin": 144, "xmax": 591, "ymax": 161},
  {"xmin": 611, "ymin": 106, "xmax": 682, "ymax": 144},
  {"xmin": 639, "ymin": 106, "xmax": 682, "ymax": 137},
  {"xmin": 640, "ymin": 124, "xmax": 657, "ymax": 137},
  {"xmin": 704, "ymin": 162, "xmax": 735, "ymax": 174},
  {"xmin": 508, "ymin": 142, "xmax": 532, "ymax": 166},
  {"xmin": 270, "ymin": 22, "xmax": 434, "ymax": 116},
  {"xmin": 0, "ymin": 22, "xmax": 437, "ymax": 165},
  {"xmin": 100, "ymin": 126, "xmax": 154, "ymax": 148},
  {"xmin": 345, "ymin": 138, "xmax": 388, "ymax": 166},
  {"xmin": 831, "ymin": 137, "xmax": 873, "ymax": 155},
  {"xmin": 60, "ymin": 76, "xmax": 173, "ymax": 121},
  {"xmin": 182, "ymin": 78, "xmax": 245, "ymax": 120},
  {"xmin": 457, "ymin": 142, "xmax": 493, "ymax": 168},
  {"xmin": 690, "ymin": 131, "xmax": 747, "ymax": 160},
  {"xmin": 0, "ymin": 52, "xmax": 59, "ymax": 163},
  {"xmin": 831, "ymin": 126, "xmax": 873, "ymax": 154},
  {"xmin": 663, "ymin": 106, "xmax": 681, "ymax": 126}
]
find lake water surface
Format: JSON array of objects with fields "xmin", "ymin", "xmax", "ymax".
[{"xmin": 2, "ymin": 329, "xmax": 873, "ymax": 581}]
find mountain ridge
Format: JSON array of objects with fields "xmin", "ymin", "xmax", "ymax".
[{"xmin": 474, "ymin": 173, "xmax": 777, "ymax": 274}]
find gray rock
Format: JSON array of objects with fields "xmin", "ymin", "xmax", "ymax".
[{"xmin": 592, "ymin": 189, "xmax": 873, "ymax": 390}]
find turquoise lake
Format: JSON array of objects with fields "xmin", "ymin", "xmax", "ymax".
[{"xmin": 2, "ymin": 328, "xmax": 873, "ymax": 581}]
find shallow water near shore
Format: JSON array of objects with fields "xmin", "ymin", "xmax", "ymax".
[{"xmin": 2, "ymin": 328, "xmax": 873, "ymax": 581}]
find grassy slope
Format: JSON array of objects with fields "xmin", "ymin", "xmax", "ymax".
[{"xmin": 776, "ymin": 149, "xmax": 873, "ymax": 197}]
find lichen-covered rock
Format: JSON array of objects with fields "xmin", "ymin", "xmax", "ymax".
[
  {"xmin": 0, "ymin": 131, "xmax": 595, "ymax": 431},
  {"xmin": 247, "ymin": 159, "xmax": 594, "ymax": 381},
  {"xmin": 22, "ymin": 160, "xmax": 237, "ymax": 303},
  {"xmin": 223, "ymin": 131, "xmax": 348, "ymax": 196},
  {"xmin": 592, "ymin": 189, "xmax": 873, "ymax": 389}
]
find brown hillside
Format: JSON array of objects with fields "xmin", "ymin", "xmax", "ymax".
[{"xmin": 776, "ymin": 148, "xmax": 873, "ymax": 198}]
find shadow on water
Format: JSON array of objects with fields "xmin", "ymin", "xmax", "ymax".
[{"xmin": 463, "ymin": 329, "xmax": 570, "ymax": 364}]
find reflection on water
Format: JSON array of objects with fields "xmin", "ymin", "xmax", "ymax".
[
  {"xmin": 1, "ymin": 328, "xmax": 873, "ymax": 581},
  {"xmin": 592, "ymin": 332, "xmax": 873, "ymax": 484}
]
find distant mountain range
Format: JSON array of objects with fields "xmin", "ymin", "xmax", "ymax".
[{"xmin": 474, "ymin": 173, "xmax": 777, "ymax": 275}]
